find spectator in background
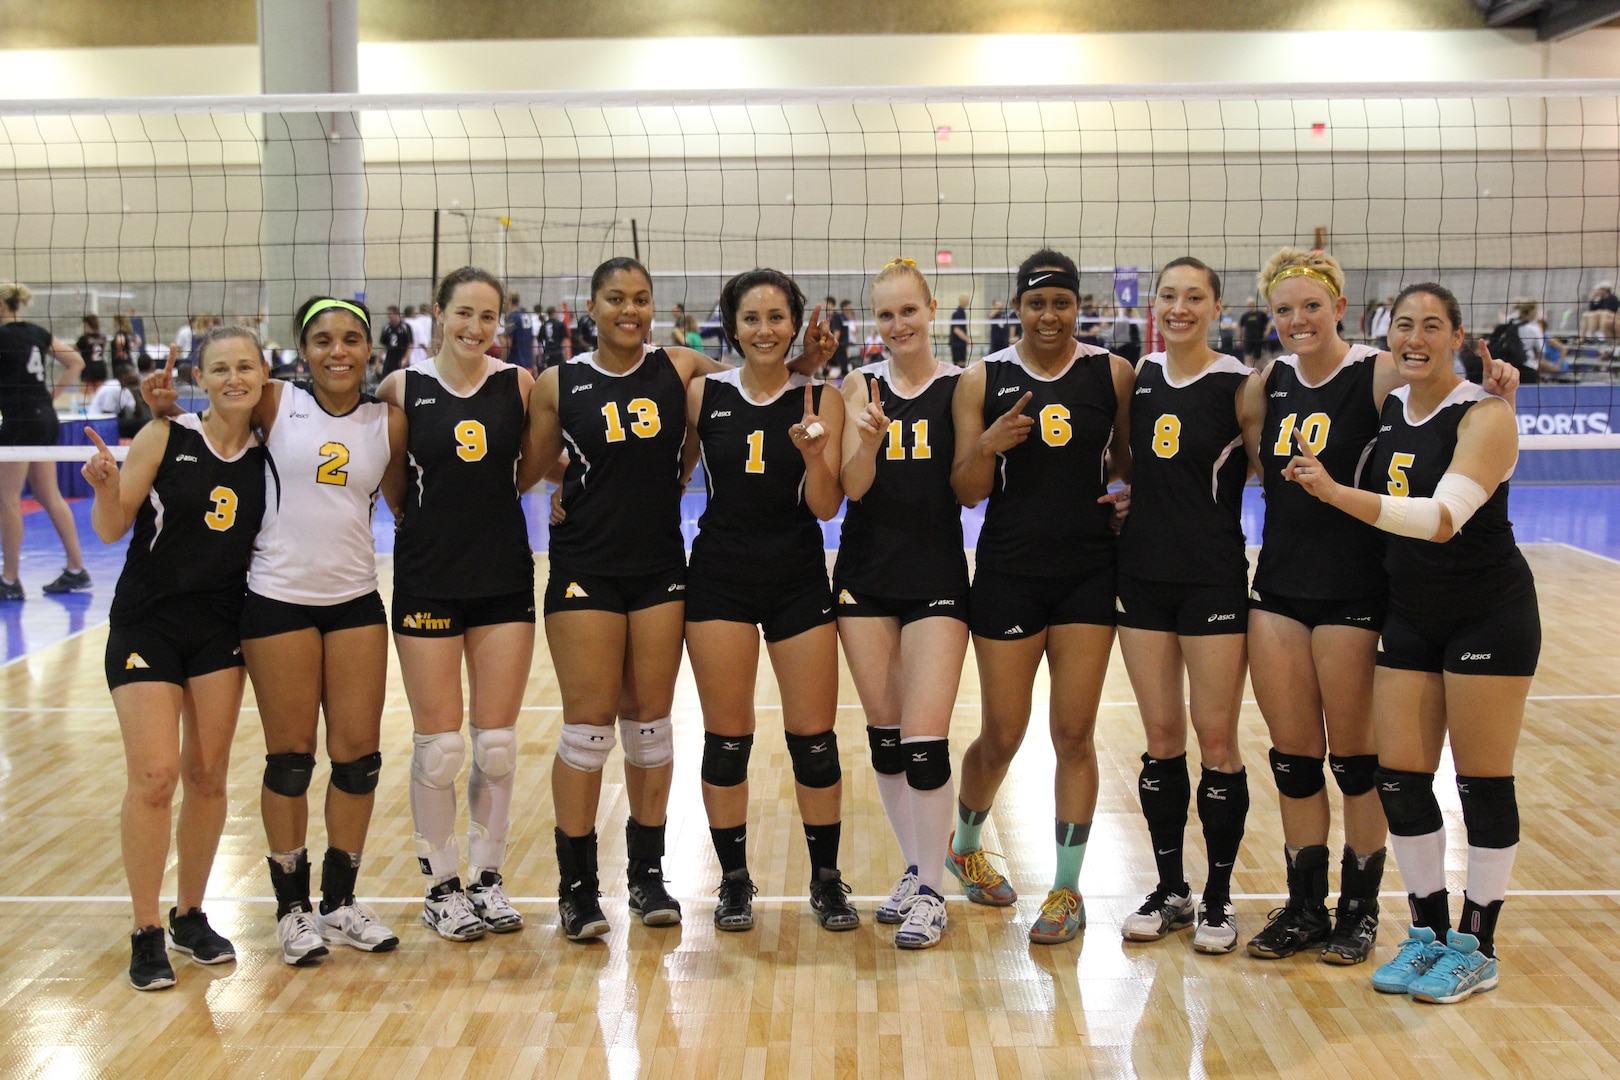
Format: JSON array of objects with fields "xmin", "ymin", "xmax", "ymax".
[
  {"xmin": 839, "ymin": 300, "xmax": 857, "ymax": 366},
  {"xmin": 378, "ymin": 305, "xmax": 413, "ymax": 378},
  {"xmin": 667, "ymin": 303, "xmax": 688, "ymax": 349},
  {"xmin": 950, "ymin": 294, "xmax": 971, "ymax": 365},
  {"xmin": 170, "ymin": 315, "xmax": 196, "ymax": 369},
  {"xmin": 1581, "ymin": 281, "xmax": 1617, "ymax": 341},
  {"xmin": 538, "ymin": 306, "xmax": 566, "ymax": 369},
  {"xmin": 501, "ymin": 293, "xmax": 535, "ymax": 371},
  {"xmin": 77, "ymin": 315, "xmax": 109, "ymax": 373},
  {"xmin": 110, "ymin": 314, "xmax": 143, "ymax": 369},
  {"xmin": 987, "ymin": 299, "xmax": 1010, "ymax": 355},
  {"xmin": 89, "ymin": 363, "xmax": 148, "ymax": 438},
  {"xmin": 1077, "ymin": 294, "xmax": 1105, "ymax": 348},
  {"xmin": 1112, "ymin": 305, "xmax": 1142, "ymax": 362},
  {"xmin": 824, "ymin": 296, "xmax": 846, "ymax": 377},
  {"xmin": 405, "ymin": 303, "xmax": 434, "ymax": 365},
  {"xmin": 573, "ymin": 310, "xmax": 597, "ymax": 354},
  {"xmin": 680, "ymin": 314, "xmax": 704, "ymax": 353},
  {"xmin": 1239, "ymin": 297, "xmax": 1271, "ymax": 367},
  {"xmin": 1370, "ymin": 296, "xmax": 1394, "ymax": 350}
]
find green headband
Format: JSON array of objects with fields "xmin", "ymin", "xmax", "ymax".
[{"xmin": 301, "ymin": 298, "xmax": 370, "ymax": 328}]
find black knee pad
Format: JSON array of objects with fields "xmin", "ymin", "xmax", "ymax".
[
  {"xmin": 785, "ymin": 729, "xmax": 842, "ymax": 789},
  {"xmin": 1457, "ymin": 774, "xmax": 1519, "ymax": 848},
  {"xmin": 866, "ymin": 725, "xmax": 904, "ymax": 775},
  {"xmin": 1374, "ymin": 766, "xmax": 1443, "ymax": 837},
  {"xmin": 700, "ymin": 731, "xmax": 753, "ymax": 788},
  {"xmin": 330, "ymin": 752, "xmax": 383, "ymax": 796},
  {"xmin": 903, "ymin": 738, "xmax": 951, "ymax": 792},
  {"xmin": 1268, "ymin": 748, "xmax": 1326, "ymax": 800},
  {"xmin": 1329, "ymin": 753, "xmax": 1380, "ymax": 797},
  {"xmin": 263, "ymin": 752, "xmax": 316, "ymax": 798}
]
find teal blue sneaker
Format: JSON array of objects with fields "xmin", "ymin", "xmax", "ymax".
[
  {"xmin": 1409, "ymin": 929, "xmax": 1499, "ymax": 1004},
  {"xmin": 1370, "ymin": 925, "xmax": 1446, "ymax": 994}
]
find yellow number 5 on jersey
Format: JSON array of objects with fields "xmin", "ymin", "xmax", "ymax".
[
  {"xmin": 205, "ymin": 486, "xmax": 238, "ymax": 532},
  {"xmin": 1386, "ymin": 451, "xmax": 1415, "ymax": 496},
  {"xmin": 456, "ymin": 420, "xmax": 487, "ymax": 462},
  {"xmin": 316, "ymin": 441, "xmax": 351, "ymax": 486}
]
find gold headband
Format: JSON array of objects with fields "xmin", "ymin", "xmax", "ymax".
[
  {"xmin": 1267, "ymin": 265, "xmax": 1340, "ymax": 298},
  {"xmin": 882, "ymin": 257, "xmax": 917, "ymax": 269}
]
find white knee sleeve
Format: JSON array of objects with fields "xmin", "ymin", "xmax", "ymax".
[
  {"xmin": 557, "ymin": 723, "xmax": 616, "ymax": 773},
  {"xmin": 619, "ymin": 716, "xmax": 673, "ymax": 769},
  {"xmin": 470, "ymin": 725, "xmax": 518, "ymax": 778},
  {"xmin": 411, "ymin": 730, "xmax": 465, "ymax": 788}
]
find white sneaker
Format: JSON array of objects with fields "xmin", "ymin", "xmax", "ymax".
[
  {"xmin": 466, "ymin": 870, "xmax": 523, "ymax": 933},
  {"xmin": 277, "ymin": 909, "xmax": 330, "ymax": 966},
  {"xmin": 894, "ymin": 889, "xmax": 947, "ymax": 950},
  {"xmin": 422, "ymin": 881, "xmax": 489, "ymax": 942},
  {"xmin": 319, "ymin": 901, "xmax": 400, "ymax": 952},
  {"xmin": 1193, "ymin": 900, "xmax": 1239, "ymax": 954},
  {"xmin": 1122, "ymin": 888, "xmax": 1196, "ymax": 941},
  {"xmin": 876, "ymin": 867, "xmax": 920, "ymax": 925}
]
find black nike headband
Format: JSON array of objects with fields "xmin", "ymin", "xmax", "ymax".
[{"xmin": 1016, "ymin": 268, "xmax": 1080, "ymax": 299}]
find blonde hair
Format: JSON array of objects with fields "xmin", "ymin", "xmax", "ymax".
[
  {"xmin": 0, "ymin": 282, "xmax": 32, "ymax": 312},
  {"xmin": 1259, "ymin": 248, "xmax": 1345, "ymax": 300},
  {"xmin": 1514, "ymin": 297, "xmax": 1539, "ymax": 319},
  {"xmin": 870, "ymin": 258, "xmax": 933, "ymax": 305}
]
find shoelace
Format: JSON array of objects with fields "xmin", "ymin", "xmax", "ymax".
[
  {"xmin": 1038, "ymin": 890, "xmax": 1079, "ymax": 923},
  {"xmin": 885, "ymin": 873, "xmax": 919, "ymax": 904},
  {"xmin": 958, "ymin": 849, "xmax": 1008, "ymax": 886}
]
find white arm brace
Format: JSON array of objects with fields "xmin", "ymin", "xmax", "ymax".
[{"xmin": 1374, "ymin": 473, "xmax": 1489, "ymax": 541}]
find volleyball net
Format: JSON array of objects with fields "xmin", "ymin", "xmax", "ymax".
[{"xmin": 0, "ymin": 81, "xmax": 1616, "ymax": 469}]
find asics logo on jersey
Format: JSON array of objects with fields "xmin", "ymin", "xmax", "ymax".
[
  {"xmin": 997, "ymin": 386, "xmax": 1023, "ymax": 396},
  {"xmin": 1207, "ymin": 612, "xmax": 1237, "ymax": 623},
  {"xmin": 413, "ymin": 397, "xmax": 436, "ymax": 406},
  {"xmin": 1205, "ymin": 787, "xmax": 1229, "ymax": 800},
  {"xmin": 571, "ymin": 384, "xmax": 593, "ymax": 393},
  {"xmin": 668, "ymin": 583, "xmax": 685, "ymax": 592},
  {"xmin": 400, "ymin": 612, "xmax": 452, "ymax": 630},
  {"xmin": 928, "ymin": 599, "xmax": 957, "ymax": 607},
  {"xmin": 124, "ymin": 653, "xmax": 150, "ymax": 670},
  {"xmin": 1027, "ymin": 273, "xmax": 1053, "ymax": 286},
  {"xmin": 1135, "ymin": 386, "xmax": 1153, "ymax": 395},
  {"xmin": 290, "ymin": 411, "xmax": 309, "ymax": 418},
  {"xmin": 175, "ymin": 454, "xmax": 198, "ymax": 462},
  {"xmin": 564, "ymin": 582, "xmax": 590, "ymax": 599},
  {"xmin": 709, "ymin": 410, "xmax": 732, "ymax": 418},
  {"xmin": 1461, "ymin": 651, "xmax": 1493, "ymax": 661},
  {"xmin": 1004, "ymin": 625, "xmax": 1025, "ymax": 635},
  {"xmin": 1270, "ymin": 390, "xmax": 1288, "ymax": 398},
  {"xmin": 1380, "ymin": 425, "xmax": 1393, "ymax": 432}
]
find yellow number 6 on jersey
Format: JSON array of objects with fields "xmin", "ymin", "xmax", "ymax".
[{"xmin": 456, "ymin": 420, "xmax": 488, "ymax": 462}]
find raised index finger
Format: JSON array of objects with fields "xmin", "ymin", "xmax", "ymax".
[
  {"xmin": 804, "ymin": 381, "xmax": 815, "ymax": 415},
  {"xmin": 163, "ymin": 347, "xmax": 177, "ymax": 377},
  {"xmin": 1007, "ymin": 390, "xmax": 1034, "ymax": 418},
  {"xmin": 84, "ymin": 427, "xmax": 110, "ymax": 453},
  {"xmin": 868, "ymin": 374, "xmax": 881, "ymax": 411}
]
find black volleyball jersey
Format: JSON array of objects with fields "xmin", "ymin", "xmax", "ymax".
[
  {"xmin": 1119, "ymin": 352, "xmax": 1252, "ymax": 585},
  {"xmin": 975, "ymin": 344, "xmax": 1118, "ymax": 576},
  {"xmin": 1254, "ymin": 344, "xmax": 1387, "ymax": 599},
  {"xmin": 0, "ymin": 321, "xmax": 56, "ymax": 420},
  {"xmin": 550, "ymin": 346, "xmax": 687, "ymax": 575},
  {"xmin": 395, "ymin": 358, "xmax": 533, "ymax": 599},
  {"xmin": 1370, "ymin": 381, "xmax": 1531, "ymax": 619},
  {"xmin": 690, "ymin": 369, "xmax": 828, "ymax": 584},
  {"xmin": 834, "ymin": 360, "xmax": 968, "ymax": 597},
  {"xmin": 109, "ymin": 414, "xmax": 268, "ymax": 626}
]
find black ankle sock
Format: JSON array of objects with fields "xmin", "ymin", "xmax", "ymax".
[
  {"xmin": 319, "ymin": 847, "xmax": 361, "ymax": 915},
  {"xmin": 1286, "ymin": 844, "xmax": 1330, "ymax": 907},
  {"xmin": 1459, "ymin": 894, "xmax": 1504, "ymax": 957},
  {"xmin": 803, "ymin": 821, "xmax": 842, "ymax": 876},
  {"xmin": 1139, "ymin": 753, "xmax": 1191, "ymax": 893},
  {"xmin": 710, "ymin": 824, "xmax": 748, "ymax": 875},
  {"xmin": 1197, "ymin": 766, "xmax": 1249, "ymax": 900},
  {"xmin": 1409, "ymin": 888, "xmax": 1451, "ymax": 935}
]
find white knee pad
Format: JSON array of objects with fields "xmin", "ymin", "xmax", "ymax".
[
  {"xmin": 557, "ymin": 723, "xmax": 616, "ymax": 773},
  {"xmin": 619, "ymin": 716, "xmax": 674, "ymax": 769},
  {"xmin": 411, "ymin": 730, "xmax": 465, "ymax": 789},
  {"xmin": 470, "ymin": 725, "xmax": 518, "ymax": 778}
]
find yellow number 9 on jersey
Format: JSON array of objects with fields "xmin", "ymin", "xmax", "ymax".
[
  {"xmin": 456, "ymin": 420, "xmax": 488, "ymax": 462},
  {"xmin": 205, "ymin": 486, "xmax": 238, "ymax": 532}
]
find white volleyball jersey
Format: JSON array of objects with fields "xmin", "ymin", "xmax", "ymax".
[{"xmin": 249, "ymin": 381, "xmax": 392, "ymax": 605}]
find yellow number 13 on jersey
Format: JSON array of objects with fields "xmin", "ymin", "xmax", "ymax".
[{"xmin": 602, "ymin": 399, "xmax": 661, "ymax": 443}]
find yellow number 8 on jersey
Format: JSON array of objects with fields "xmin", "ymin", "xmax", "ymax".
[
  {"xmin": 456, "ymin": 420, "xmax": 488, "ymax": 462},
  {"xmin": 205, "ymin": 486, "xmax": 238, "ymax": 532},
  {"xmin": 1152, "ymin": 414, "xmax": 1181, "ymax": 459}
]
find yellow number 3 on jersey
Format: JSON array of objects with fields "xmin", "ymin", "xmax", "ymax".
[{"xmin": 205, "ymin": 486, "xmax": 238, "ymax": 532}]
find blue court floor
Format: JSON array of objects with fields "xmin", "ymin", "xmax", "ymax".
[{"xmin": 4, "ymin": 483, "xmax": 1617, "ymax": 664}]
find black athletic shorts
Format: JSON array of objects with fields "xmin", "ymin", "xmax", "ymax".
[
  {"xmin": 1115, "ymin": 573, "xmax": 1248, "ymax": 636},
  {"xmin": 1377, "ymin": 588, "xmax": 1541, "ymax": 677},
  {"xmin": 392, "ymin": 588, "xmax": 537, "ymax": 637},
  {"xmin": 0, "ymin": 403, "xmax": 60, "ymax": 447},
  {"xmin": 969, "ymin": 565, "xmax": 1115, "ymax": 640},
  {"xmin": 685, "ymin": 568, "xmax": 834, "ymax": 643},
  {"xmin": 240, "ymin": 590, "xmax": 387, "ymax": 640},
  {"xmin": 832, "ymin": 584, "xmax": 969, "ymax": 626},
  {"xmin": 1248, "ymin": 588, "xmax": 1386, "ymax": 632},
  {"xmin": 105, "ymin": 599, "xmax": 244, "ymax": 689},
  {"xmin": 541, "ymin": 564, "xmax": 686, "ymax": 617}
]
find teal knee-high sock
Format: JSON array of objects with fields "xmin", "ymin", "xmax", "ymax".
[
  {"xmin": 952, "ymin": 801, "xmax": 989, "ymax": 855},
  {"xmin": 1054, "ymin": 820, "xmax": 1092, "ymax": 893}
]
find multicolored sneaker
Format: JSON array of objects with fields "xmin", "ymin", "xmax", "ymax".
[
  {"xmin": 876, "ymin": 867, "xmax": 920, "ymax": 925},
  {"xmin": 1121, "ymin": 888, "xmax": 1195, "ymax": 941},
  {"xmin": 946, "ymin": 835, "xmax": 1017, "ymax": 907},
  {"xmin": 894, "ymin": 888, "xmax": 948, "ymax": 950},
  {"xmin": 1321, "ymin": 899, "xmax": 1379, "ymax": 966},
  {"xmin": 1246, "ymin": 901, "xmax": 1332, "ymax": 959},
  {"xmin": 1370, "ymin": 925, "xmax": 1447, "ymax": 994},
  {"xmin": 1028, "ymin": 887, "xmax": 1085, "ymax": 945},
  {"xmin": 1408, "ymin": 929, "xmax": 1499, "ymax": 1004}
]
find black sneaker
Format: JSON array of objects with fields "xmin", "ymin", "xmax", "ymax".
[
  {"xmin": 627, "ymin": 865, "xmax": 682, "ymax": 927},
  {"xmin": 1322, "ymin": 898, "xmax": 1380, "ymax": 965},
  {"xmin": 168, "ymin": 906, "xmax": 236, "ymax": 964},
  {"xmin": 808, "ymin": 868, "xmax": 860, "ymax": 932},
  {"xmin": 1246, "ymin": 901, "xmax": 1332, "ymax": 959},
  {"xmin": 0, "ymin": 578, "xmax": 22, "ymax": 602},
  {"xmin": 559, "ymin": 886, "xmax": 610, "ymax": 942},
  {"xmin": 714, "ymin": 869, "xmax": 756, "ymax": 932},
  {"xmin": 129, "ymin": 926, "xmax": 175, "ymax": 991},
  {"xmin": 41, "ymin": 568, "xmax": 91, "ymax": 594}
]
